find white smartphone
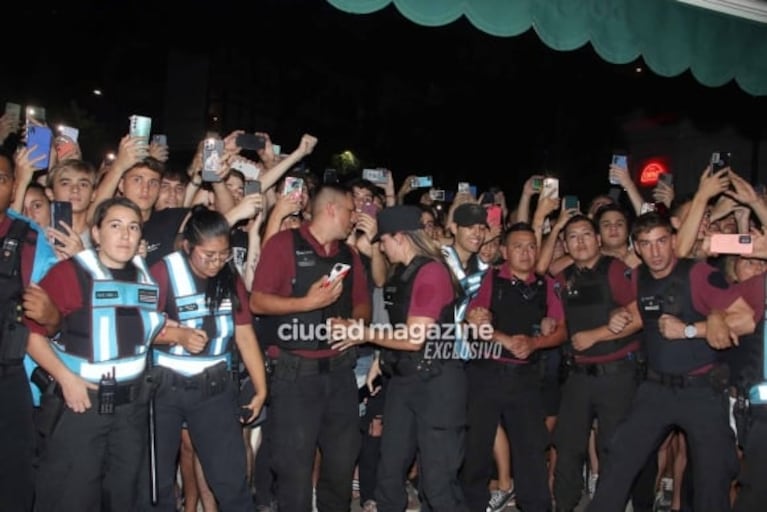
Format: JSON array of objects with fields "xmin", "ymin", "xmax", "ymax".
[
  {"xmin": 324, "ymin": 263, "xmax": 351, "ymax": 287},
  {"xmin": 57, "ymin": 125, "xmax": 79, "ymax": 142},
  {"xmin": 542, "ymin": 177, "xmax": 559, "ymax": 199},
  {"xmin": 129, "ymin": 115, "xmax": 152, "ymax": 157}
]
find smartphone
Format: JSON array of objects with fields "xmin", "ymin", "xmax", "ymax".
[
  {"xmin": 563, "ymin": 195, "xmax": 580, "ymax": 211},
  {"xmin": 659, "ymin": 173, "xmax": 674, "ymax": 186},
  {"xmin": 429, "ymin": 189, "xmax": 445, "ymax": 201},
  {"xmin": 57, "ymin": 125, "xmax": 79, "ymax": 142},
  {"xmin": 326, "ymin": 263, "xmax": 351, "ymax": 284},
  {"xmin": 411, "ymin": 176, "xmax": 433, "ymax": 189},
  {"xmin": 362, "ymin": 168, "xmax": 388, "ymax": 184},
  {"xmin": 54, "ymin": 135, "xmax": 79, "ymax": 161},
  {"xmin": 129, "ymin": 115, "xmax": 152, "ymax": 157},
  {"xmin": 542, "ymin": 177, "xmax": 559, "ymax": 199},
  {"xmin": 457, "ymin": 181, "xmax": 470, "ymax": 194},
  {"xmin": 323, "ymin": 168, "xmax": 339, "ymax": 185},
  {"xmin": 51, "ymin": 201, "xmax": 73, "ymax": 246},
  {"xmin": 231, "ymin": 158, "xmax": 260, "ymax": 180},
  {"xmin": 272, "ymin": 144, "xmax": 281, "ymax": 156},
  {"xmin": 360, "ymin": 202, "xmax": 379, "ymax": 218},
  {"xmin": 711, "ymin": 151, "xmax": 732, "ymax": 174},
  {"xmin": 486, "ymin": 205, "xmax": 503, "ymax": 228},
  {"xmin": 236, "ymin": 133, "xmax": 266, "ymax": 151},
  {"xmin": 610, "ymin": 154, "xmax": 628, "ymax": 185},
  {"xmin": 152, "ymin": 134, "xmax": 167, "ymax": 146},
  {"xmin": 283, "ymin": 176, "xmax": 304, "ymax": 198},
  {"xmin": 26, "ymin": 125, "xmax": 53, "ymax": 170},
  {"xmin": 710, "ymin": 234, "xmax": 753, "ymax": 255},
  {"xmin": 25, "ymin": 106, "xmax": 46, "ymax": 125},
  {"xmin": 244, "ymin": 180, "xmax": 262, "ymax": 196},
  {"xmin": 4, "ymin": 102, "xmax": 21, "ymax": 125},
  {"xmin": 201, "ymin": 138, "xmax": 225, "ymax": 182}
]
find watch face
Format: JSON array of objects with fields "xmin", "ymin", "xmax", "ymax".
[{"xmin": 684, "ymin": 324, "xmax": 696, "ymax": 338}]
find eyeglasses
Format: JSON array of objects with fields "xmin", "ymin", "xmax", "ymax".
[{"xmin": 196, "ymin": 249, "xmax": 233, "ymax": 265}]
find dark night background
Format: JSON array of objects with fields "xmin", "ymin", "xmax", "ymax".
[{"xmin": 3, "ymin": 0, "xmax": 766, "ymax": 203}]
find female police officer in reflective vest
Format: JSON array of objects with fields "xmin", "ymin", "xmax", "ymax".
[
  {"xmin": 145, "ymin": 206, "xmax": 267, "ymax": 511},
  {"xmin": 331, "ymin": 205, "xmax": 468, "ymax": 512},
  {"xmin": 26, "ymin": 197, "xmax": 166, "ymax": 512}
]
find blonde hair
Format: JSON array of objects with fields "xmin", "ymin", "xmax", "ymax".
[{"xmin": 47, "ymin": 159, "xmax": 96, "ymax": 188}]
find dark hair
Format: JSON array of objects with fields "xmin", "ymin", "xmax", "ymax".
[
  {"xmin": 92, "ymin": 197, "xmax": 143, "ymax": 229},
  {"xmin": 182, "ymin": 206, "xmax": 239, "ymax": 312},
  {"xmin": 632, "ymin": 212, "xmax": 673, "ymax": 240},
  {"xmin": 346, "ymin": 178, "xmax": 377, "ymax": 196},
  {"xmin": 503, "ymin": 222, "xmax": 535, "ymax": 242},
  {"xmin": 563, "ymin": 214, "xmax": 597, "ymax": 236},
  {"xmin": 0, "ymin": 150, "xmax": 15, "ymax": 175},
  {"xmin": 594, "ymin": 204, "xmax": 629, "ymax": 226},
  {"xmin": 227, "ymin": 170, "xmax": 245, "ymax": 184},
  {"xmin": 161, "ymin": 167, "xmax": 190, "ymax": 185},
  {"xmin": 124, "ymin": 156, "xmax": 165, "ymax": 178}
]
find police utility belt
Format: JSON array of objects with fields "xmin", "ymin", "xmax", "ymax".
[
  {"xmin": 645, "ymin": 363, "xmax": 728, "ymax": 391},
  {"xmin": 159, "ymin": 361, "xmax": 232, "ymax": 398},
  {"xmin": 563, "ymin": 352, "xmax": 640, "ymax": 377},
  {"xmin": 272, "ymin": 349, "xmax": 356, "ymax": 380}
]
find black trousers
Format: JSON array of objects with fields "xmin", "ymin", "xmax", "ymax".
[
  {"xmin": 138, "ymin": 369, "xmax": 252, "ymax": 512},
  {"xmin": 374, "ymin": 362, "xmax": 468, "ymax": 512},
  {"xmin": 35, "ymin": 389, "xmax": 146, "ymax": 512},
  {"xmin": 269, "ymin": 365, "xmax": 360, "ymax": 512},
  {"xmin": 733, "ymin": 407, "xmax": 767, "ymax": 512},
  {"xmin": 461, "ymin": 361, "xmax": 551, "ymax": 512},
  {"xmin": 0, "ymin": 365, "xmax": 34, "ymax": 512},
  {"xmin": 588, "ymin": 381, "xmax": 738, "ymax": 512},
  {"xmin": 358, "ymin": 379, "xmax": 388, "ymax": 505},
  {"xmin": 552, "ymin": 367, "xmax": 641, "ymax": 511}
]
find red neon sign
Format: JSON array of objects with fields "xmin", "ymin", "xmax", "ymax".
[{"xmin": 639, "ymin": 161, "xmax": 668, "ymax": 186}]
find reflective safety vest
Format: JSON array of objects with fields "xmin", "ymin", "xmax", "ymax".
[
  {"xmin": 153, "ymin": 251, "xmax": 234, "ymax": 376},
  {"xmin": 53, "ymin": 249, "xmax": 164, "ymax": 384}
]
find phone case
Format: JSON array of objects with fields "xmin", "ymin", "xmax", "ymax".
[
  {"xmin": 244, "ymin": 181, "xmax": 262, "ymax": 196},
  {"xmin": 361, "ymin": 202, "xmax": 379, "ymax": 217},
  {"xmin": 542, "ymin": 178, "xmax": 559, "ymax": 199},
  {"xmin": 202, "ymin": 138, "xmax": 225, "ymax": 181},
  {"xmin": 26, "ymin": 126, "xmax": 53, "ymax": 169},
  {"xmin": 5, "ymin": 102, "xmax": 21, "ymax": 123},
  {"xmin": 362, "ymin": 168, "xmax": 388, "ymax": 184},
  {"xmin": 58, "ymin": 125, "xmax": 79, "ymax": 142},
  {"xmin": 129, "ymin": 115, "xmax": 152, "ymax": 140},
  {"xmin": 152, "ymin": 134, "xmax": 167, "ymax": 146},
  {"xmin": 563, "ymin": 195, "xmax": 579, "ymax": 210},
  {"xmin": 283, "ymin": 177, "xmax": 304, "ymax": 197},
  {"xmin": 51, "ymin": 201, "xmax": 73, "ymax": 246},
  {"xmin": 486, "ymin": 205, "xmax": 502, "ymax": 227},
  {"xmin": 710, "ymin": 234, "xmax": 753, "ymax": 255},
  {"xmin": 236, "ymin": 133, "xmax": 266, "ymax": 151}
]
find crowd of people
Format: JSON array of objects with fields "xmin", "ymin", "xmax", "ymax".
[{"xmin": 1, "ymin": 107, "xmax": 767, "ymax": 512}]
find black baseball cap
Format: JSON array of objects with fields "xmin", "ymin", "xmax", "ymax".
[
  {"xmin": 371, "ymin": 205, "xmax": 423, "ymax": 242},
  {"xmin": 453, "ymin": 203, "xmax": 488, "ymax": 227}
]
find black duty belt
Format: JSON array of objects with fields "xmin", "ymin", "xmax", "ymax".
[
  {"xmin": 646, "ymin": 368, "xmax": 713, "ymax": 388},
  {"xmin": 570, "ymin": 357, "xmax": 637, "ymax": 377},
  {"xmin": 87, "ymin": 379, "xmax": 141, "ymax": 407},
  {"xmin": 278, "ymin": 349, "xmax": 356, "ymax": 376}
]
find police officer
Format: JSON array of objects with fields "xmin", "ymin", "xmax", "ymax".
[
  {"xmin": 146, "ymin": 206, "xmax": 267, "ymax": 510},
  {"xmin": 719, "ymin": 261, "xmax": 767, "ymax": 511},
  {"xmin": 26, "ymin": 198, "xmax": 165, "ymax": 511},
  {"xmin": 462, "ymin": 222, "xmax": 567, "ymax": 512},
  {"xmin": 0, "ymin": 151, "xmax": 58, "ymax": 512},
  {"xmin": 330, "ymin": 204, "xmax": 467, "ymax": 511},
  {"xmin": 250, "ymin": 184, "xmax": 370, "ymax": 512},
  {"xmin": 588, "ymin": 212, "xmax": 755, "ymax": 512},
  {"xmin": 552, "ymin": 215, "xmax": 644, "ymax": 512}
]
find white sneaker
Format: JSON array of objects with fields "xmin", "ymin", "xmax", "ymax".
[
  {"xmin": 361, "ymin": 499, "xmax": 378, "ymax": 512},
  {"xmin": 487, "ymin": 487, "xmax": 516, "ymax": 511},
  {"xmin": 312, "ymin": 487, "xmax": 318, "ymax": 512}
]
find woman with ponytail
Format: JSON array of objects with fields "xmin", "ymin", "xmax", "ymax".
[{"xmin": 145, "ymin": 205, "xmax": 267, "ymax": 511}]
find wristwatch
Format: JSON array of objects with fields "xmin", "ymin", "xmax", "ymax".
[{"xmin": 683, "ymin": 323, "xmax": 698, "ymax": 339}]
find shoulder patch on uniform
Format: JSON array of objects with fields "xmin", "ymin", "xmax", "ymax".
[{"xmin": 707, "ymin": 271, "xmax": 729, "ymax": 290}]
